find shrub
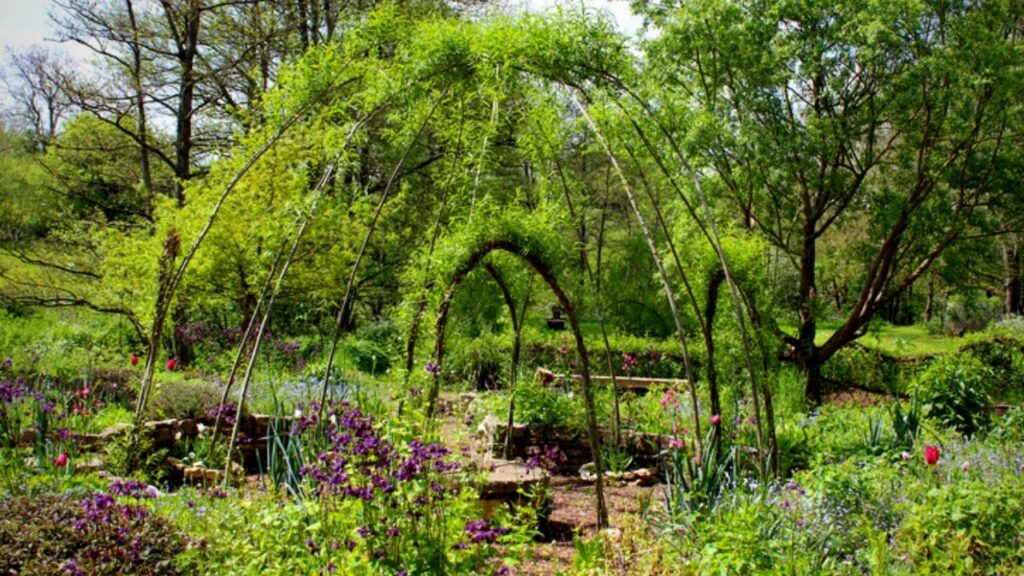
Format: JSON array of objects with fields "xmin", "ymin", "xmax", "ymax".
[
  {"xmin": 895, "ymin": 476, "xmax": 1024, "ymax": 573},
  {"xmin": 145, "ymin": 379, "xmax": 227, "ymax": 421},
  {"xmin": 345, "ymin": 338, "xmax": 390, "ymax": 375},
  {"xmin": 445, "ymin": 332, "xmax": 508, "ymax": 390},
  {"xmin": 942, "ymin": 293, "xmax": 1003, "ymax": 335},
  {"xmin": 513, "ymin": 380, "xmax": 578, "ymax": 428},
  {"xmin": 912, "ymin": 353, "xmax": 993, "ymax": 436},
  {"xmin": 958, "ymin": 336, "xmax": 1024, "ymax": 403},
  {"xmin": 105, "ymin": 431, "xmax": 169, "ymax": 484}
]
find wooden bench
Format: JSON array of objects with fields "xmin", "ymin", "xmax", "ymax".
[{"xmin": 534, "ymin": 368, "xmax": 687, "ymax": 393}]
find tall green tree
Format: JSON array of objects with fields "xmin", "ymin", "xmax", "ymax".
[{"xmin": 641, "ymin": 0, "xmax": 1024, "ymax": 402}]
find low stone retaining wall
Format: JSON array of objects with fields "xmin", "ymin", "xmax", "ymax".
[{"xmin": 494, "ymin": 423, "xmax": 670, "ymax": 475}]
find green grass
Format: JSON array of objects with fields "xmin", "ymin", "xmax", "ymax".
[{"xmin": 781, "ymin": 321, "xmax": 963, "ymax": 358}]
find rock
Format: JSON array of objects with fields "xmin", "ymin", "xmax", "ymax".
[
  {"xmin": 183, "ymin": 465, "xmax": 220, "ymax": 486},
  {"xmin": 480, "ymin": 459, "xmax": 548, "ymax": 499},
  {"xmin": 479, "ymin": 459, "xmax": 549, "ymax": 520},
  {"xmin": 178, "ymin": 419, "xmax": 198, "ymax": 439},
  {"xmin": 145, "ymin": 419, "xmax": 180, "ymax": 448},
  {"xmin": 75, "ymin": 457, "xmax": 105, "ymax": 474},
  {"xmin": 182, "ymin": 462, "xmax": 243, "ymax": 487},
  {"xmin": 250, "ymin": 415, "xmax": 274, "ymax": 439},
  {"xmin": 18, "ymin": 429, "xmax": 37, "ymax": 446}
]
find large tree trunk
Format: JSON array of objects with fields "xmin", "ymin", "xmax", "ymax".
[
  {"xmin": 1004, "ymin": 240, "xmax": 1021, "ymax": 316},
  {"xmin": 704, "ymin": 268, "xmax": 725, "ymax": 419},
  {"xmin": 173, "ymin": 0, "xmax": 200, "ymax": 205},
  {"xmin": 798, "ymin": 221, "xmax": 822, "ymax": 404}
]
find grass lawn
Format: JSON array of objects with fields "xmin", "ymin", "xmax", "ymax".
[{"xmin": 782, "ymin": 321, "xmax": 964, "ymax": 358}]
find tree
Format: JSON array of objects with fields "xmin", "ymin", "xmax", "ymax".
[
  {"xmin": 2, "ymin": 47, "xmax": 72, "ymax": 149},
  {"xmin": 641, "ymin": 0, "xmax": 1024, "ymax": 402}
]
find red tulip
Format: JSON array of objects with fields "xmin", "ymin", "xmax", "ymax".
[
  {"xmin": 710, "ymin": 414, "xmax": 721, "ymax": 426},
  {"xmin": 130, "ymin": 355, "xmax": 139, "ymax": 366},
  {"xmin": 166, "ymin": 358, "xmax": 177, "ymax": 371},
  {"xmin": 54, "ymin": 453, "xmax": 68, "ymax": 467},
  {"xmin": 924, "ymin": 444, "xmax": 940, "ymax": 465}
]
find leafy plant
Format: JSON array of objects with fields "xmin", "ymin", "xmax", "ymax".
[
  {"xmin": 0, "ymin": 491, "xmax": 188, "ymax": 575},
  {"xmin": 105, "ymin": 430, "xmax": 169, "ymax": 484},
  {"xmin": 513, "ymin": 380, "xmax": 578, "ymax": 428},
  {"xmin": 345, "ymin": 337, "xmax": 390, "ymax": 375},
  {"xmin": 913, "ymin": 353, "xmax": 993, "ymax": 436},
  {"xmin": 663, "ymin": 429, "xmax": 734, "ymax": 517},
  {"xmin": 601, "ymin": 447, "xmax": 634, "ymax": 474},
  {"xmin": 888, "ymin": 395, "xmax": 922, "ymax": 450}
]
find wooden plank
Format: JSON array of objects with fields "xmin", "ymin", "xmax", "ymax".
[{"xmin": 535, "ymin": 368, "xmax": 687, "ymax": 391}]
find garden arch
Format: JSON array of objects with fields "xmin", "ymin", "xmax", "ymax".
[{"xmin": 425, "ymin": 237, "xmax": 609, "ymax": 528}]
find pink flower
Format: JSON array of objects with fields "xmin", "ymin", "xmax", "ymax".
[
  {"xmin": 668, "ymin": 438, "xmax": 684, "ymax": 450},
  {"xmin": 692, "ymin": 454, "xmax": 701, "ymax": 465},
  {"xmin": 710, "ymin": 414, "xmax": 721, "ymax": 426},
  {"xmin": 924, "ymin": 444, "xmax": 940, "ymax": 465},
  {"xmin": 960, "ymin": 461, "xmax": 970, "ymax": 472},
  {"xmin": 54, "ymin": 453, "xmax": 68, "ymax": 467},
  {"xmin": 900, "ymin": 451, "xmax": 912, "ymax": 461},
  {"xmin": 130, "ymin": 354, "xmax": 139, "ymax": 366},
  {"xmin": 660, "ymin": 390, "xmax": 679, "ymax": 410},
  {"xmin": 166, "ymin": 357, "xmax": 177, "ymax": 371}
]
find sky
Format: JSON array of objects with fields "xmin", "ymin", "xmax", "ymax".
[{"xmin": 0, "ymin": 0, "xmax": 644, "ymax": 57}]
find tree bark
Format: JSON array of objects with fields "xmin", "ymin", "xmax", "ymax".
[
  {"xmin": 704, "ymin": 269, "xmax": 725, "ymax": 419},
  {"xmin": 798, "ymin": 219, "xmax": 821, "ymax": 405},
  {"xmin": 1004, "ymin": 240, "xmax": 1021, "ymax": 315}
]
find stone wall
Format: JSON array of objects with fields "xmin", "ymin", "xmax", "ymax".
[{"xmin": 494, "ymin": 423, "xmax": 670, "ymax": 474}]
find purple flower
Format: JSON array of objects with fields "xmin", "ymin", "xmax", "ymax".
[
  {"xmin": 2, "ymin": 357, "xmax": 11, "ymax": 370},
  {"xmin": 463, "ymin": 519, "xmax": 508, "ymax": 544},
  {"xmin": 525, "ymin": 445, "xmax": 566, "ymax": 473},
  {"xmin": 425, "ymin": 362, "xmax": 440, "ymax": 375}
]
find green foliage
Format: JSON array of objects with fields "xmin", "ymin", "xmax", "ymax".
[
  {"xmin": 445, "ymin": 332, "xmax": 508, "ymax": 390},
  {"xmin": 0, "ymin": 494, "xmax": 188, "ymax": 575},
  {"xmin": 0, "ymin": 128, "xmax": 56, "ymax": 239},
  {"xmin": 889, "ymin": 396, "xmax": 923, "ymax": 451},
  {"xmin": 345, "ymin": 338, "xmax": 391, "ymax": 375},
  {"xmin": 958, "ymin": 335, "xmax": 1024, "ymax": 403},
  {"xmin": 894, "ymin": 468, "xmax": 1024, "ymax": 573},
  {"xmin": 662, "ymin": 429, "xmax": 734, "ymax": 518},
  {"xmin": 512, "ymin": 380, "xmax": 578, "ymax": 428},
  {"xmin": 942, "ymin": 292, "xmax": 1004, "ymax": 336},
  {"xmin": 601, "ymin": 447, "xmax": 634, "ymax": 474},
  {"xmin": 913, "ymin": 354, "xmax": 993, "ymax": 436},
  {"xmin": 105, "ymin": 431, "xmax": 169, "ymax": 485}
]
